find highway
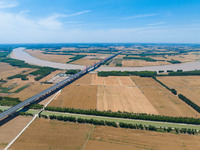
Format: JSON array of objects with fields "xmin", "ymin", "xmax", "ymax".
[{"xmin": 0, "ymin": 51, "xmax": 122, "ymax": 120}]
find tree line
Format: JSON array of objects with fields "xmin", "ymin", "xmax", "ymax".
[
  {"xmin": 45, "ymin": 106, "xmax": 200, "ymax": 125},
  {"xmin": 30, "ymin": 67, "xmax": 56, "ymax": 81},
  {"xmin": 7, "ymin": 74, "xmax": 28, "ymax": 80},
  {"xmin": 178, "ymin": 94, "xmax": 200, "ymax": 113},
  {"xmin": 167, "ymin": 70, "xmax": 200, "ymax": 76},
  {"xmin": 167, "ymin": 59, "xmax": 181, "ymax": 64},
  {"xmin": 153, "ymin": 77, "xmax": 200, "ymax": 113},
  {"xmin": 98, "ymin": 71, "xmax": 157, "ymax": 77},
  {"xmin": 39, "ymin": 114, "xmax": 198, "ymax": 135},
  {"xmin": 65, "ymin": 69, "xmax": 81, "ymax": 75},
  {"xmin": 152, "ymin": 77, "xmax": 177, "ymax": 95},
  {"xmin": 123, "ymin": 56, "xmax": 157, "ymax": 62},
  {"xmin": 66, "ymin": 55, "xmax": 87, "ymax": 63}
]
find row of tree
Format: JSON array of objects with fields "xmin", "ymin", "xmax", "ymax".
[
  {"xmin": 152, "ymin": 77, "xmax": 177, "ymax": 95},
  {"xmin": 66, "ymin": 55, "xmax": 87, "ymax": 63},
  {"xmin": 45, "ymin": 106, "xmax": 200, "ymax": 125},
  {"xmin": 7, "ymin": 74, "xmax": 28, "ymax": 80},
  {"xmin": 98, "ymin": 71, "xmax": 157, "ymax": 77},
  {"xmin": 167, "ymin": 59, "xmax": 181, "ymax": 64},
  {"xmin": 19, "ymin": 112, "xmax": 34, "ymax": 116},
  {"xmin": 153, "ymin": 77, "xmax": 200, "ymax": 114},
  {"xmin": 178, "ymin": 94, "xmax": 200, "ymax": 113},
  {"xmin": 65, "ymin": 69, "xmax": 81, "ymax": 75},
  {"xmin": 123, "ymin": 56, "xmax": 157, "ymax": 62},
  {"xmin": 43, "ymin": 114, "xmax": 118, "ymax": 127},
  {"xmin": 168, "ymin": 70, "xmax": 200, "ymax": 76},
  {"xmin": 39, "ymin": 114, "xmax": 198, "ymax": 135}
]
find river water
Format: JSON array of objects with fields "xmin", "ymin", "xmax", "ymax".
[{"xmin": 10, "ymin": 47, "xmax": 200, "ymax": 72}]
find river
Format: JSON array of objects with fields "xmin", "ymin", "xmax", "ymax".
[{"xmin": 10, "ymin": 47, "xmax": 200, "ymax": 72}]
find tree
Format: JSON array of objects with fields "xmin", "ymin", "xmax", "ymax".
[{"xmin": 171, "ymin": 89, "xmax": 177, "ymax": 95}]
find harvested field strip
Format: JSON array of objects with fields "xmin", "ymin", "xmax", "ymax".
[
  {"xmin": 71, "ymin": 58, "xmax": 97, "ymax": 65},
  {"xmin": 131, "ymin": 76, "xmax": 200, "ymax": 118},
  {"xmin": 91, "ymin": 74, "xmax": 136, "ymax": 86},
  {"xmin": 10, "ymin": 118, "xmax": 93, "ymax": 150},
  {"xmin": 157, "ymin": 76, "xmax": 200, "ymax": 106},
  {"xmin": 85, "ymin": 126, "xmax": 200, "ymax": 150},
  {"xmin": 25, "ymin": 49, "xmax": 73, "ymax": 63},
  {"xmin": 0, "ymin": 68, "xmax": 30, "ymax": 79},
  {"xmin": 11, "ymin": 84, "xmax": 52, "ymax": 101},
  {"xmin": 153, "ymin": 77, "xmax": 200, "ymax": 114},
  {"xmin": 8, "ymin": 83, "xmax": 26, "ymax": 93},
  {"xmin": 72, "ymin": 73, "xmax": 93, "ymax": 85},
  {"xmin": 13, "ymin": 85, "xmax": 30, "ymax": 93},
  {"xmin": 39, "ymin": 70, "xmax": 62, "ymax": 82},
  {"xmin": 41, "ymin": 111, "xmax": 200, "ymax": 130},
  {"xmin": 48, "ymin": 84, "xmax": 97, "ymax": 110},
  {"xmin": 97, "ymin": 86, "xmax": 158, "ymax": 114},
  {"xmin": 0, "ymin": 62, "xmax": 15, "ymax": 72},
  {"xmin": 0, "ymin": 116, "xmax": 33, "ymax": 149}
]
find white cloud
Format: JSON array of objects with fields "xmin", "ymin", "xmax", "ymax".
[
  {"xmin": 37, "ymin": 10, "xmax": 91, "ymax": 30},
  {"xmin": 123, "ymin": 13, "xmax": 157, "ymax": 19},
  {"xmin": 0, "ymin": 0, "xmax": 18, "ymax": 9},
  {"xmin": 147, "ymin": 21, "xmax": 165, "ymax": 26},
  {"xmin": 38, "ymin": 14, "xmax": 66, "ymax": 30},
  {"xmin": 67, "ymin": 10, "xmax": 91, "ymax": 17}
]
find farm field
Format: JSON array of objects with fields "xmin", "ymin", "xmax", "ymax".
[
  {"xmin": 0, "ymin": 63, "xmax": 30, "ymax": 79},
  {"xmin": 0, "ymin": 116, "xmax": 33, "ymax": 149},
  {"xmin": 48, "ymin": 84, "xmax": 97, "ymax": 110},
  {"xmin": 8, "ymin": 83, "xmax": 29, "ymax": 93},
  {"xmin": 25, "ymin": 49, "xmax": 72, "ymax": 63},
  {"xmin": 131, "ymin": 76, "xmax": 200, "ymax": 118},
  {"xmin": 71, "ymin": 57, "xmax": 99, "ymax": 65},
  {"xmin": 11, "ymin": 83, "xmax": 52, "ymax": 101},
  {"xmin": 165, "ymin": 52, "xmax": 200, "ymax": 62},
  {"xmin": 108, "ymin": 58, "xmax": 122, "ymax": 67},
  {"xmin": 91, "ymin": 74, "xmax": 136, "ymax": 86},
  {"xmin": 10, "ymin": 118, "xmax": 93, "ymax": 150},
  {"xmin": 72, "ymin": 73, "xmax": 93, "ymax": 85},
  {"xmin": 49, "ymin": 73, "xmax": 96, "ymax": 109},
  {"xmin": 0, "ymin": 62, "xmax": 15, "ymax": 72},
  {"xmin": 49, "ymin": 73, "xmax": 200, "ymax": 116},
  {"xmin": 49, "ymin": 73, "xmax": 159, "ymax": 114},
  {"xmin": 38, "ymin": 70, "xmax": 62, "ymax": 82},
  {"xmin": 85, "ymin": 126, "xmax": 200, "ymax": 150},
  {"xmin": 122, "ymin": 59, "xmax": 169, "ymax": 67},
  {"xmin": 96, "ymin": 86, "xmax": 158, "ymax": 114},
  {"xmin": 157, "ymin": 76, "xmax": 200, "ymax": 106},
  {"xmin": 92, "ymin": 74, "xmax": 157, "ymax": 114},
  {"xmin": 9, "ymin": 118, "xmax": 200, "ymax": 150}
]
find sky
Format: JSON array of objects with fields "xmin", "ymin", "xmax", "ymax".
[{"xmin": 0, "ymin": 0, "xmax": 200, "ymax": 43}]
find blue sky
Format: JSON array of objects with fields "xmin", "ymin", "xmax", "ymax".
[{"xmin": 0, "ymin": 0, "xmax": 200, "ymax": 43}]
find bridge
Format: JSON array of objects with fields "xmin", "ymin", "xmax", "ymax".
[{"xmin": 0, "ymin": 51, "xmax": 122, "ymax": 120}]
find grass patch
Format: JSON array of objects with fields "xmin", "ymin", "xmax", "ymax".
[
  {"xmin": 66, "ymin": 55, "xmax": 87, "ymax": 63},
  {"xmin": 167, "ymin": 59, "xmax": 181, "ymax": 64},
  {"xmin": 13, "ymin": 84, "xmax": 30, "ymax": 93}
]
